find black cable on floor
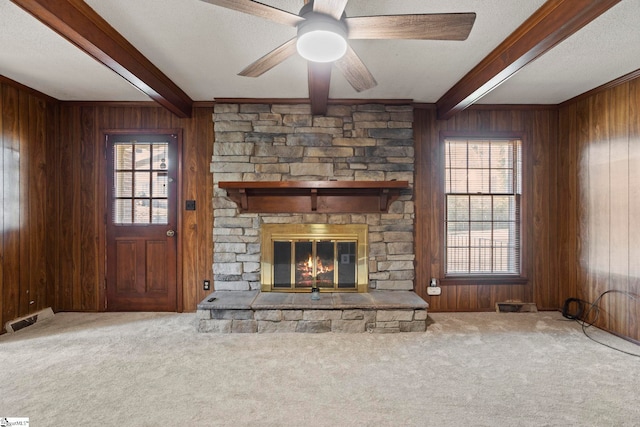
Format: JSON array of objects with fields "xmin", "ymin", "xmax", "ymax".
[{"xmin": 569, "ymin": 290, "xmax": 640, "ymax": 358}]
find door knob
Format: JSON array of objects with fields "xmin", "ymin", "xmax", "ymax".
[{"xmin": 166, "ymin": 230, "xmax": 175, "ymax": 237}]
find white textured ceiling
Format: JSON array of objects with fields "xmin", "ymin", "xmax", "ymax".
[
  {"xmin": 1, "ymin": 0, "xmax": 638, "ymax": 106},
  {"xmin": 0, "ymin": 0, "xmax": 149, "ymax": 100},
  {"xmin": 480, "ymin": 0, "xmax": 640, "ymax": 105}
]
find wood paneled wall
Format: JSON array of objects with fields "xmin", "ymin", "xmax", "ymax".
[
  {"xmin": 4, "ymin": 75, "xmax": 638, "ymax": 343},
  {"xmin": 558, "ymin": 79, "xmax": 640, "ymax": 341},
  {"xmin": 414, "ymin": 106, "xmax": 560, "ymax": 311},
  {"xmin": 1, "ymin": 82, "xmax": 57, "ymax": 332},
  {"xmin": 52, "ymin": 104, "xmax": 214, "ymax": 313}
]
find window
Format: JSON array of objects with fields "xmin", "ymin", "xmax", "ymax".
[
  {"xmin": 112, "ymin": 141, "xmax": 170, "ymax": 225},
  {"xmin": 444, "ymin": 137, "xmax": 522, "ymax": 276}
]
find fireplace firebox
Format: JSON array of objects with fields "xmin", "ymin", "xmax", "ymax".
[{"xmin": 261, "ymin": 224, "xmax": 368, "ymax": 292}]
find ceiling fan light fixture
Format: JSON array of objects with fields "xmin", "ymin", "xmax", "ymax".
[{"xmin": 296, "ymin": 17, "xmax": 347, "ymax": 63}]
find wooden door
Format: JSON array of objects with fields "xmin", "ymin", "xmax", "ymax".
[{"xmin": 105, "ymin": 132, "xmax": 179, "ymax": 311}]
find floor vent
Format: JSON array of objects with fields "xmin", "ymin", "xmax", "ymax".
[
  {"xmin": 495, "ymin": 302, "xmax": 538, "ymax": 313},
  {"xmin": 5, "ymin": 308, "xmax": 54, "ymax": 333}
]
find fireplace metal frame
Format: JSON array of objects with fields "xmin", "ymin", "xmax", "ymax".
[{"xmin": 261, "ymin": 223, "xmax": 369, "ymax": 292}]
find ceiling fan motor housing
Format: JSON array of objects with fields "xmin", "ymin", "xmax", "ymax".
[
  {"xmin": 297, "ymin": 12, "xmax": 347, "ymax": 62},
  {"xmin": 296, "ymin": 5, "xmax": 349, "ymax": 63}
]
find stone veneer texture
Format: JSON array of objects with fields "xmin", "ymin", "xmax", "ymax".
[{"xmin": 211, "ymin": 103, "xmax": 415, "ymax": 292}]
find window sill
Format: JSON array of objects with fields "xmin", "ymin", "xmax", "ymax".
[{"xmin": 440, "ymin": 276, "xmax": 529, "ymax": 286}]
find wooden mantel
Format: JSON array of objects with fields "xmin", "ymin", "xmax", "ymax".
[{"xmin": 218, "ymin": 181, "xmax": 410, "ymax": 213}]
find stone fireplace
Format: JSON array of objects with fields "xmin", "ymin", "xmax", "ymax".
[
  {"xmin": 199, "ymin": 102, "xmax": 427, "ymax": 333},
  {"xmin": 211, "ymin": 103, "xmax": 416, "ymax": 293}
]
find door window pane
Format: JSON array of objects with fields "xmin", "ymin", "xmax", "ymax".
[
  {"xmin": 114, "ymin": 200, "xmax": 132, "ymax": 224},
  {"xmin": 135, "ymin": 145, "xmax": 151, "ymax": 170},
  {"xmin": 152, "ymin": 199, "xmax": 168, "ymax": 224},
  {"xmin": 115, "ymin": 172, "xmax": 132, "ymax": 197},
  {"xmin": 115, "ymin": 145, "xmax": 133, "ymax": 169},
  {"xmin": 152, "ymin": 172, "xmax": 168, "ymax": 197},
  {"xmin": 152, "ymin": 144, "xmax": 169, "ymax": 170},
  {"xmin": 134, "ymin": 199, "xmax": 150, "ymax": 224},
  {"xmin": 112, "ymin": 141, "xmax": 169, "ymax": 225},
  {"xmin": 134, "ymin": 172, "xmax": 151, "ymax": 197}
]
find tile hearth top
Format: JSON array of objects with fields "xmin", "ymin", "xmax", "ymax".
[{"xmin": 197, "ymin": 290, "xmax": 428, "ymax": 311}]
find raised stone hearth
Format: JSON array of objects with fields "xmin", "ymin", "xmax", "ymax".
[{"xmin": 197, "ymin": 290, "xmax": 428, "ymax": 333}]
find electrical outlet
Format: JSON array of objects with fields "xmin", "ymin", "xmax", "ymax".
[
  {"xmin": 427, "ymin": 286, "xmax": 441, "ymax": 296},
  {"xmin": 203, "ymin": 280, "xmax": 210, "ymax": 291}
]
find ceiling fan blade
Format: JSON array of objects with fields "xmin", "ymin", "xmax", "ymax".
[
  {"xmin": 346, "ymin": 13, "xmax": 476, "ymax": 40},
  {"xmin": 308, "ymin": 62, "xmax": 332, "ymax": 115},
  {"xmin": 238, "ymin": 38, "xmax": 298, "ymax": 77},
  {"xmin": 199, "ymin": 0, "xmax": 303, "ymax": 27},
  {"xmin": 313, "ymin": 0, "xmax": 348, "ymax": 20},
  {"xmin": 335, "ymin": 46, "xmax": 377, "ymax": 92}
]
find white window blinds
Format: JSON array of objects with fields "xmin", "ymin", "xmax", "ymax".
[{"xmin": 445, "ymin": 138, "xmax": 521, "ymax": 275}]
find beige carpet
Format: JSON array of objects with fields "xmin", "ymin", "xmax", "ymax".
[{"xmin": 0, "ymin": 311, "xmax": 638, "ymax": 426}]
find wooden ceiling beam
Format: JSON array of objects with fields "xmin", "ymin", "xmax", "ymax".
[
  {"xmin": 11, "ymin": 0, "xmax": 193, "ymax": 118},
  {"xmin": 436, "ymin": 0, "xmax": 620, "ymax": 120}
]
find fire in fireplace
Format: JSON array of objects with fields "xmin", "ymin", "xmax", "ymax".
[
  {"xmin": 261, "ymin": 224, "xmax": 368, "ymax": 292},
  {"xmin": 294, "ymin": 241, "xmax": 334, "ymax": 287},
  {"xmin": 274, "ymin": 240, "xmax": 356, "ymax": 289}
]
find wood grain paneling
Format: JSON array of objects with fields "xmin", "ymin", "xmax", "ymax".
[
  {"xmin": 0, "ymin": 82, "xmax": 56, "ymax": 333},
  {"xmin": 52, "ymin": 104, "xmax": 214, "ymax": 313},
  {"xmin": 608, "ymin": 84, "xmax": 629, "ymax": 337},
  {"xmin": 0, "ymin": 93, "xmax": 213, "ymax": 332},
  {"xmin": 559, "ymin": 76, "xmax": 640, "ymax": 342},
  {"xmin": 1, "ymin": 86, "xmax": 5, "ymax": 329},
  {"xmin": 181, "ymin": 107, "xmax": 214, "ymax": 311},
  {"xmin": 3, "ymin": 73, "xmax": 637, "ymax": 344},
  {"xmin": 414, "ymin": 106, "xmax": 559, "ymax": 311},
  {"xmin": 629, "ymin": 79, "xmax": 640, "ymax": 340}
]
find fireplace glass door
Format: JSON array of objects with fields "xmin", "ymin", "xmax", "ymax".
[
  {"xmin": 273, "ymin": 240, "xmax": 357, "ymax": 290},
  {"xmin": 261, "ymin": 224, "xmax": 368, "ymax": 293}
]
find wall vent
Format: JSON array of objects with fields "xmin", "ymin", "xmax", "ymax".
[
  {"xmin": 5, "ymin": 307, "xmax": 54, "ymax": 333},
  {"xmin": 495, "ymin": 302, "xmax": 538, "ymax": 313}
]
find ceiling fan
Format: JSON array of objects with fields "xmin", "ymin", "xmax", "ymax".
[{"xmin": 201, "ymin": 0, "xmax": 476, "ymax": 114}]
